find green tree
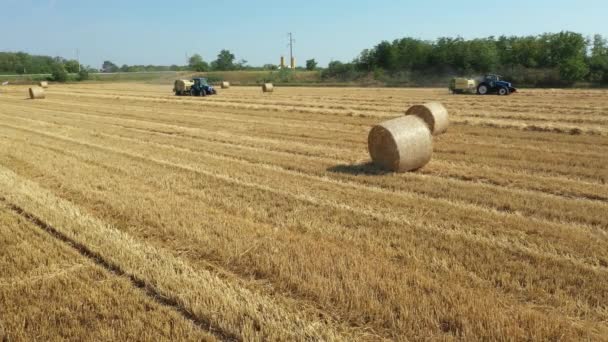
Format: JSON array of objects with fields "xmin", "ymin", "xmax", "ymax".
[
  {"xmin": 51, "ymin": 63, "xmax": 68, "ymax": 82},
  {"xmin": 392, "ymin": 38, "xmax": 432, "ymax": 71},
  {"xmin": 188, "ymin": 54, "xmax": 203, "ymax": 68},
  {"xmin": 305, "ymin": 59, "xmax": 317, "ymax": 71},
  {"xmin": 212, "ymin": 50, "xmax": 236, "ymax": 71},
  {"xmin": 235, "ymin": 59, "xmax": 248, "ymax": 70},
  {"xmin": 64, "ymin": 59, "xmax": 80, "ymax": 73},
  {"xmin": 373, "ymin": 41, "xmax": 397, "ymax": 70},
  {"xmin": 548, "ymin": 31, "xmax": 587, "ymax": 66},
  {"xmin": 188, "ymin": 54, "xmax": 209, "ymax": 72},
  {"xmin": 102, "ymin": 60, "xmax": 119, "ymax": 73},
  {"xmin": 468, "ymin": 38, "xmax": 498, "ymax": 73},
  {"xmin": 589, "ymin": 34, "xmax": 608, "ymax": 83},
  {"xmin": 559, "ymin": 57, "xmax": 589, "ymax": 84}
]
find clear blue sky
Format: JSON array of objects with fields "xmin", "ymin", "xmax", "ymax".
[{"xmin": 1, "ymin": 0, "xmax": 607, "ymax": 68}]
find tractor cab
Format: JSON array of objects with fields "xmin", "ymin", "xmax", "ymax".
[
  {"xmin": 190, "ymin": 77, "xmax": 217, "ymax": 96},
  {"xmin": 193, "ymin": 77, "xmax": 209, "ymax": 87},
  {"xmin": 484, "ymin": 74, "xmax": 500, "ymax": 86}
]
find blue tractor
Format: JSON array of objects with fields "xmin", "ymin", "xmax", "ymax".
[
  {"xmin": 174, "ymin": 77, "xmax": 217, "ymax": 96},
  {"xmin": 189, "ymin": 77, "xmax": 217, "ymax": 96},
  {"xmin": 476, "ymin": 74, "xmax": 517, "ymax": 95}
]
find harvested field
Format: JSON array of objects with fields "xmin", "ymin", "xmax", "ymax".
[{"xmin": 0, "ymin": 83, "xmax": 607, "ymax": 340}]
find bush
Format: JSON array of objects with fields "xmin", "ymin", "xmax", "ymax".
[
  {"xmin": 51, "ymin": 63, "xmax": 68, "ymax": 82},
  {"xmin": 321, "ymin": 61, "xmax": 362, "ymax": 81},
  {"xmin": 77, "ymin": 68, "xmax": 89, "ymax": 81},
  {"xmin": 259, "ymin": 69, "xmax": 295, "ymax": 84}
]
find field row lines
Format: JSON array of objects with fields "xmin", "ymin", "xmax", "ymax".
[
  {"xmin": 1, "ymin": 124, "xmax": 605, "ymax": 272},
  {"xmin": 1, "ymin": 108, "xmax": 605, "ymax": 205},
  {"xmin": 48, "ymin": 89, "xmax": 608, "ymax": 126},
  {"xmin": 4, "ymin": 127, "xmax": 607, "ymax": 336},
  {"xmin": 0, "ymin": 169, "xmax": 353, "ymax": 341},
  {"xmin": 2, "ymin": 101, "xmax": 604, "ymax": 184},
  {"xmin": 43, "ymin": 91, "xmax": 608, "ymax": 135},
  {"xmin": 2, "ymin": 115, "xmax": 605, "ymax": 235}
]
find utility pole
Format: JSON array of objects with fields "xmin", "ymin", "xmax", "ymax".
[
  {"xmin": 287, "ymin": 32, "xmax": 295, "ymax": 69},
  {"xmin": 76, "ymin": 49, "xmax": 80, "ymax": 72},
  {"xmin": 288, "ymin": 33, "xmax": 294, "ymax": 63}
]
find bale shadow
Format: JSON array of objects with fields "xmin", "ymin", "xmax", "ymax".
[{"xmin": 327, "ymin": 162, "xmax": 391, "ymax": 176}]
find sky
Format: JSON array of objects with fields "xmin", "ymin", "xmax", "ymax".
[{"xmin": 1, "ymin": 0, "xmax": 607, "ymax": 68}]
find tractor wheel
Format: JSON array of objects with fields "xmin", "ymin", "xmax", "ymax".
[
  {"xmin": 200, "ymin": 90, "xmax": 207, "ymax": 97},
  {"xmin": 498, "ymin": 87, "xmax": 509, "ymax": 96},
  {"xmin": 190, "ymin": 89, "xmax": 196, "ymax": 96},
  {"xmin": 477, "ymin": 84, "xmax": 489, "ymax": 95}
]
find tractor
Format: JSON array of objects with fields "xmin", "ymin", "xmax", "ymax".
[
  {"xmin": 174, "ymin": 77, "xmax": 217, "ymax": 96},
  {"xmin": 475, "ymin": 74, "xmax": 517, "ymax": 95},
  {"xmin": 449, "ymin": 74, "xmax": 517, "ymax": 95}
]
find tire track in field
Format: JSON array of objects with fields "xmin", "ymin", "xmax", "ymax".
[
  {"xmin": 2, "ymin": 114, "xmax": 607, "ymax": 233},
  {"xmin": 6, "ymin": 148, "xmax": 602, "ymax": 341},
  {"xmin": 5, "ymin": 139, "xmax": 608, "ymax": 329},
  {"xmin": 2, "ymin": 125, "xmax": 606, "ymax": 272},
  {"xmin": 0, "ymin": 169, "xmax": 352, "ymax": 341},
  {"xmin": 0, "ymin": 196, "xmax": 239, "ymax": 342},
  {"xmin": 4, "ymin": 132, "xmax": 608, "ymax": 325}
]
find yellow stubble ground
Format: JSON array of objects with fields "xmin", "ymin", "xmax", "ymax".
[{"xmin": 0, "ymin": 83, "xmax": 606, "ymax": 340}]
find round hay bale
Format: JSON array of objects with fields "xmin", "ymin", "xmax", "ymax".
[
  {"xmin": 38, "ymin": 81, "xmax": 49, "ymax": 88},
  {"xmin": 405, "ymin": 102, "xmax": 449, "ymax": 135},
  {"xmin": 28, "ymin": 87, "xmax": 45, "ymax": 100},
  {"xmin": 262, "ymin": 83, "xmax": 274, "ymax": 93},
  {"xmin": 221, "ymin": 81, "xmax": 230, "ymax": 89},
  {"xmin": 368, "ymin": 115, "xmax": 433, "ymax": 172}
]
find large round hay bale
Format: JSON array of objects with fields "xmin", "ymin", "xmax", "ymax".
[
  {"xmin": 262, "ymin": 83, "xmax": 274, "ymax": 93},
  {"xmin": 405, "ymin": 102, "xmax": 449, "ymax": 135},
  {"xmin": 221, "ymin": 81, "xmax": 230, "ymax": 89},
  {"xmin": 28, "ymin": 87, "xmax": 45, "ymax": 100},
  {"xmin": 38, "ymin": 81, "xmax": 49, "ymax": 88},
  {"xmin": 368, "ymin": 115, "xmax": 433, "ymax": 172}
]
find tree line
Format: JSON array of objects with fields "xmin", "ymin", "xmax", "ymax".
[
  {"xmin": 322, "ymin": 32, "xmax": 608, "ymax": 86},
  {"xmin": 1, "ymin": 48, "xmax": 318, "ymax": 80},
  {"xmin": 3, "ymin": 31, "xmax": 607, "ymax": 86}
]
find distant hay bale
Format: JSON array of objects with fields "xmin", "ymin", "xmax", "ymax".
[
  {"xmin": 221, "ymin": 81, "xmax": 230, "ymax": 89},
  {"xmin": 28, "ymin": 87, "xmax": 45, "ymax": 100},
  {"xmin": 368, "ymin": 115, "xmax": 433, "ymax": 172},
  {"xmin": 405, "ymin": 102, "xmax": 449, "ymax": 135},
  {"xmin": 262, "ymin": 83, "xmax": 274, "ymax": 93},
  {"xmin": 38, "ymin": 81, "xmax": 49, "ymax": 88}
]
